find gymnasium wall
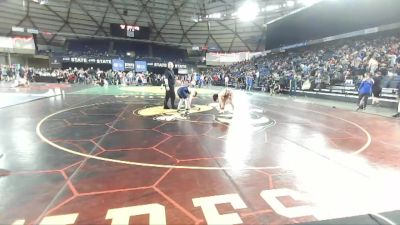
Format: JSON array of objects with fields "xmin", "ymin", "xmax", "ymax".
[
  {"xmin": 10, "ymin": 55, "xmax": 26, "ymax": 66},
  {"xmin": 0, "ymin": 54, "xmax": 49, "ymax": 67},
  {"xmin": 0, "ymin": 54, "xmax": 6, "ymax": 65},
  {"xmin": 265, "ymin": 0, "xmax": 400, "ymax": 50},
  {"xmin": 28, "ymin": 57, "xmax": 49, "ymax": 68}
]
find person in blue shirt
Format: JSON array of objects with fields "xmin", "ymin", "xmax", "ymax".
[
  {"xmin": 356, "ymin": 73, "xmax": 374, "ymax": 111},
  {"xmin": 195, "ymin": 73, "xmax": 200, "ymax": 87},
  {"xmin": 246, "ymin": 74, "xmax": 253, "ymax": 91},
  {"xmin": 177, "ymin": 86, "xmax": 197, "ymax": 114}
]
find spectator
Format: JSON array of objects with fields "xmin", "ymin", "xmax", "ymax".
[
  {"xmin": 357, "ymin": 73, "xmax": 374, "ymax": 111},
  {"xmin": 289, "ymin": 72, "xmax": 297, "ymax": 96},
  {"xmin": 246, "ymin": 74, "xmax": 254, "ymax": 91},
  {"xmin": 393, "ymin": 81, "xmax": 400, "ymax": 118},
  {"xmin": 372, "ymin": 72, "xmax": 383, "ymax": 105},
  {"xmin": 368, "ymin": 56, "xmax": 379, "ymax": 73}
]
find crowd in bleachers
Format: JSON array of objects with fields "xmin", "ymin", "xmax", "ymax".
[
  {"xmin": 43, "ymin": 51, "xmax": 185, "ymax": 66},
  {"xmin": 50, "ymin": 39, "xmax": 188, "ymax": 64},
  {"xmin": 0, "ymin": 64, "xmax": 204, "ymax": 87},
  {"xmin": 208, "ymin": 32, "xmax": 400, "ymax": 96},
  {"xmin": 38, "ymin": 68, "xmax": 161, "ymax": 87},
  {"xmin": 0, "ymin": 66, "xmax": 138, "ymax": 86},
  {"xmin": 36, "ymin": 68, "xmax": 212, "ymax": 88},
  {"xmin": 4, "ymin": 32, "xmax": 400, "ymax": 101}
]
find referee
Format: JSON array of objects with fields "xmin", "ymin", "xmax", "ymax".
[{"xmin": 164, "ymin": 62, "xmax": 176, "ymax": 109}]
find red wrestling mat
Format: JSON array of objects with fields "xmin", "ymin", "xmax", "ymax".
[{"xmin": 1, "ymin": 94, "xmax": 400, "ymax": 225}]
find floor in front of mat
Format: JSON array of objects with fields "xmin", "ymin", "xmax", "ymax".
[{"xmin": 1, "ymin": 84, "xmax": 400, "ymax": 225}]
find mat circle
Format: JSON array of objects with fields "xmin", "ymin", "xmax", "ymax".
[{"xmin": 36, "ymin": 101, "xmax": 371, "ymax": 170}]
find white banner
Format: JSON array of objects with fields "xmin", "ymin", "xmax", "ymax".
[
  {"xmin": 0, "ymin": 36, "xmax": 35, "ymax": 54},
  {"xmin": 0, "ymin": 36, "xmax": 13, "ymax": 49},
  {"xmin": 206, "ymin": 52, "xmax": 263, "ymax": 66}
]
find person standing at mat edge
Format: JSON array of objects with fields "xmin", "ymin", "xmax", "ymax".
[
  {"xmin": 164, "ymin": 62, "xmax": 176, "ymax": 109},
  {"xmin": 372, "ymin": 72, "xmax": 382, "ymax": 106},
  {"xmin": 393, "ymin": 81, "xmax": 400, "ymax": 118},
  {"xmin": 356, "ymin": 73, "xmax": 374, "ymax": 111}
]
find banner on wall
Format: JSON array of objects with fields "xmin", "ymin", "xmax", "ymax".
[
  {"xmin": 135, "ymin": 61, "xmax": 147, "ymax": 72},
  {"xmin": 61, "ymin": 57, "xmax": 112, "ymax": 64},
  {"xmin": 0, "ymin": 37, "xmax": 12, "ymax": 49},
  {"xmin": 58, "ymin": 56, "xmax": 188, "ymax": 70},
  {"xmin": 206, "ymin": 52, "xmax": 262, "ymax": 66},
  {"xmin": 0, "ymin": 36, "xmax": 35, "ymax": 54},
  {"xmin": 49, "ymin": 57, "xmax": 62, "ymax": 68},
  {"xmin": 112, "ymin": 59, "xmax": 125, "ymax": 71},
  {"xmin": 124, "ymin": 62, "xmax": 135, "ymax": 70},
  {"xmin": 13, "ymin": 37, "xmax": 35, "ymax": 50},
  {"xmin": 146, "ymin": 62, "xmax": 187, "ymax": 69}
]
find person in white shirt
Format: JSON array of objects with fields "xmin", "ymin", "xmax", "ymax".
[
  {"xmin": 127, "ymin": 71, "xmax": 134, "ymax": 85},
  {"xmin": 368, "ymin": 57, "xmax": 379, "ymax": 73}
]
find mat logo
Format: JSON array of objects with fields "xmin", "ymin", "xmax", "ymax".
[
  {"xmin": 154, "ymin": 114, "xmax": 185, "ymax": 121},
  {"xmin": 12, "ymin": 188, "xmax": 320, "ymax": 225},
  {"xmin": 136, "ymin": 105, "xmax": 213, "ymax": 122}
]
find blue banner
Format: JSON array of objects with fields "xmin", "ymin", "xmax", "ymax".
[
  {"xmin": 135, "ymin": 61, "xmax": 147, "ymax": 72},
  {"xmin": 112, "ymin": 59, "xmax": 125, "ymax": 71}
]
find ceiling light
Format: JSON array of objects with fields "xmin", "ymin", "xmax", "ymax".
[
  {"xmin": 265, "ymin": 5, "xmax": 280, "ymax": 12},
  {"xmin": 211, "ymin": 13, "xmax": 221, "ymax": 19},
  {"xmin": 297, "ymin": 0, "xmax": 320, "ymax": 7},
  {"xmin": 287, "ymin": 1, "xmax": 295, "ymax": 7},
  {"xmin": 237, "ymin": 1, "xmax": 259, "ymax": 22}
]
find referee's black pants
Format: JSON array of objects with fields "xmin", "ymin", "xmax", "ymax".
[{"xmin": 164, "ymin": 86, "xmax": 176, "ymax": 109}]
